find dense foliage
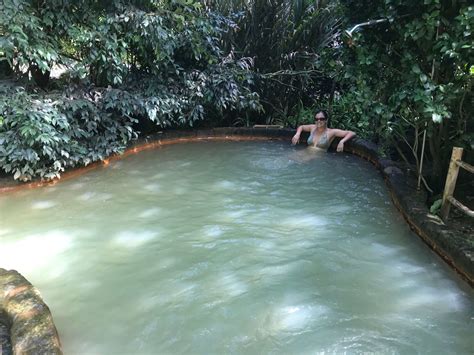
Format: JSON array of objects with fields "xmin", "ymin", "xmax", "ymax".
[
  {"xmin": 0, "ymin": 0, "xmax": 260, "ymax": 180},
  {"xmin": 0, "ymin": 84, "xmax": 138, "ymax": 180},
  {"xmin": 0, "ymin": 0, "xmax": 472, "ymax": 191},
  {"xmin": 208, "ymin": 0, "xmax": 473, "ymax": 192},
  {"xmin": 333, "ymin": 0, "xmax": 473, "ymax": 190},
  {"xmin": 204, "ymin": 0, "xmax": 342, "ymax": 124}
]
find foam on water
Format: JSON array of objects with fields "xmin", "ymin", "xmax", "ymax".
[
  {"xmin": 0, "ymin": 230, "xmax": 74, "ymax": 273},
  {"xmin": 214, "ymin": 180, "xmax": 237, "ymax": 190},
  {"xmin": 31, "ymin": 200, "xmax": 57, "ymax": 209},
  {"xmin": 202, "ymin": 225, "xmax": 224, "ymax": 238},
  {"xmin": 269, "ymin": 305, "xmax": 320, "ymax": 332},
  {"xmin": 138, "ymin": 207, "xmax": 162, "ymax": 218},
  {"xmin": 279, "ymin": 214, "xmax": 328, "ymax": 229},
  {"xmin": 77, "ymin": 191, "xmax": 96, "ymax": 201},
  {"xmin": 143, "ymin": 183, "xmax": 161, "ymax": 193},
  {"xmin": 395, "ymin": 287, "xmax": 465, "ymax": 313},
  {"xmin": 112, "ymin": 230, "xmax": 159, "ymax": 248}
]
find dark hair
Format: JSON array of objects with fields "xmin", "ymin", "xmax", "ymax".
[{"xmin": 314, "ymin": 109, "xmax": 329, "ymax": 121}]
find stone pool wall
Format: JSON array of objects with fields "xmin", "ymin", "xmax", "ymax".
[
  {"xmin": 0, "ymin": 268, "xmax": 62, "ymax": 354},
  {"xmin": 0, "ymin": 126, "xmax": 472, "ymax": 349}
]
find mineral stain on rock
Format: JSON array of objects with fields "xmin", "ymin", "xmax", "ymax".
[{"xmin": 0, "ymin": 268, "xmax": 62, "ymax": 355}]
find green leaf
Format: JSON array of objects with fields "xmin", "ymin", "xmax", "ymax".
[
  {"xmin": 412, "ymin": 65, "xmax": 421, "ymax": 74},
  {"xmin": 430, "ymin": 199, "xmax": 442, "ymax": 214}
]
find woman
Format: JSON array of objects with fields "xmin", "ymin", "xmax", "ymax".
[{"xmin": 291, "ymin": 110, "xmax": 356, "ymax": 152}]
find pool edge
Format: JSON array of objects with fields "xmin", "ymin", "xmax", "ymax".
[
  {"xmin": 0, "ymin": 268, "xmax": 63, "ymax": 355},
  {"xmin": 1, "ymin": 127, "xmax": 472, "ymax": 290}
]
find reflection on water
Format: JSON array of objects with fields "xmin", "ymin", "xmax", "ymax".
[{"xmin": 0, "ymin": 141, "xmax": 473, "ymax": 354}]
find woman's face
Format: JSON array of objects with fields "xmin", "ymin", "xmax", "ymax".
[{"xmin": 314, "ymin": 112, "xmax": 327, "ymax": 127}]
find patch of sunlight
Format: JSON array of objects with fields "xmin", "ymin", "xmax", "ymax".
[
  {"xmin": 214, "ymin": 180, "xmax": 236, "ymax": 190},
  {"xmin": 369, "ymin": 242, "xmax": 404, "ymax": 257},
  {"xmin": 395, "ymin": 287, "xmax": 464, "ymax": 313},
  {"xmin": 279, "ymin": 214, "xmax": 328, "ymax": 229},
  {"xmin": 392, "ymin": 277, "xmax": 418, "ymax": 290},
  {"xmin": 199, "ymin": 242, "xmax": 216, "ymax": 249},
  {"xmin": 41, "ymin": 261, "xmax": 71, "ymax": 281},
  {"xmin": 77, "ymin": 192, "xmax": 112, "ymax": 202},
  {"xmin": 202, "ymin": 225, "xmax": 224, "ymax": 238},
  {"xmin": 112, "ymin": 230, "xmax": 159, "ymax": 248},
  {"xmin": 292, "ymin": 239, "xmax": 318, "ymax": 250},
  {"xmin": 77, "ymin": 191, "xmax": 96, "ymax": 201},
  {"xmin": 0, "ymin": 228, "xmax": 11, "ymax": 237},
  {"xmin": 263, "ymin": 303, "xmax": 328, "ymax": 334},
  {"xmin": 138, "ymin": 207, "xmax": 162, "ymax": 218},
  {"xmin": 0, "ymin": 230, "xmax": 74, "ymax": 273},
  {"xmin": 31, "ymin": 200, "xmax": 57, "ymax": 209},
  {"xmin": 392, "ymin": 261, "xmax": 426, "ymax": 275},
  {"xmin": 256, "ymin": 240, "xmax": 276, "ymax": 251},
  {"xmin": 144, "ymin": 183, "xmax": 161, "ymax": 193},
  {"xmin": 325, "ymin": 205, "xmax": 352, "ymax": 214},
  {"xmin": 216, "ymin": 272, "xmax": 248, "ymax": 298},
  {"xmin": 219, "ymin": 208, "xmax": 253, "ymax": 221}
]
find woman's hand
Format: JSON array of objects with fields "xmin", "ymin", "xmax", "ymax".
[
  {"xmin": 337, "ymin": 141, "xmax": 344, "ymax": 152},
  {"xmin": 332, "ymin": 130, "xmax": 355, "ymax": 152},
  {"xmin": 291, "ymin": 134, "xmax": 300, "ymax": 145}
]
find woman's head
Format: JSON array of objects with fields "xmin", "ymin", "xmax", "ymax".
[{"xmin": 314, "ymin": 110, "xmax": 329, "ymax": 126}]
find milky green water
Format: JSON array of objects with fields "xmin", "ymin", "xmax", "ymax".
[{"xmin": 0, "ymin": 141, "xmax": 472, "ymax": 354}]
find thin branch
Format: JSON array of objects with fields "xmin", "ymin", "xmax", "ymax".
[
  {"xmin": 262, "ymin": 69, "xmax": 322, "ymax": 78},
  {"xmin": 391, "ymin": 136, "xmax": 433, "ymax": 193},
  {"xmin": 264, "ymin": 76, "xmax": 299, "ymax": 90}
]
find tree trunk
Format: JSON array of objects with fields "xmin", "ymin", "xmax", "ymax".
[{"xmin": 428, "ymin": 121, "xmax": 444, "ymax": 191}]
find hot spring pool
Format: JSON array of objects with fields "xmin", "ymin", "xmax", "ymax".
[{"xmin": 0, "ymin": 141, "xmax": 472, "ymax": 354}]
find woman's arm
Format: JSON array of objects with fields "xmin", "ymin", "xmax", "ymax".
[
  {"xmin": 331, "ymin": 129, "xmax": 356, "ymax": 152},
  {"xmin": 292, "ymin": 124, "xmax": 315, "ymax": 145}
]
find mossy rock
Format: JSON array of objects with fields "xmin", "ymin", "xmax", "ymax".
[{"xmin": 0, "ymin": 268, "xmax": 62, "ymax": 355}]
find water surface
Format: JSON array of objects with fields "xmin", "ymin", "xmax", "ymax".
[{"xmin": 0, "ymin": 141, "xmax": 472, "ymax": 354}]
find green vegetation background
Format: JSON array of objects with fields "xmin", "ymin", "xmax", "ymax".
[{"xmin": 0, "ymin": 0, "xmax": 472, "ymax": 196}]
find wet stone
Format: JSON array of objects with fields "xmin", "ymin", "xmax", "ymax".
[
  {"xmin": 0, "ymin": 321, "xmax": 12, "ymax": 355},
  {"xmin": 0, "ymin": 268, "xmax": 62, "ymax": 355},
  {"xmin": 383, "ymin": 166, "xmax": 403, "ymax": 175}
]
